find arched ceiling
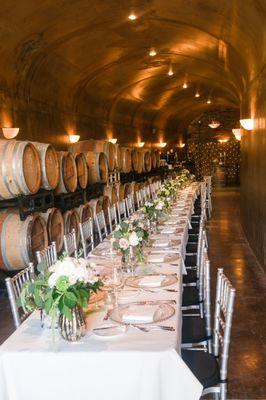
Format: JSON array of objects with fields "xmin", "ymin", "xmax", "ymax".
[{"xmin": 0, "ymin": 0, "xmax": 265, "ymax": 146}]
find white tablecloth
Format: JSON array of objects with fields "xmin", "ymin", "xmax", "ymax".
[{"xmin": 0, "ymin": 183, "xmax": 203, "ymax": 400}]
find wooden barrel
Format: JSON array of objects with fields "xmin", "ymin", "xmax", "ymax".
[
  {"xmin": 114, "ymin": 143, "xmax": 122, "ymax": 170},
  {"xmin": 115, "ymin": 182, "xmax": 125, "ymax": 201},
  {"xmin": 100, "ymin": 196, "xmax": 111, "ymax": 225},
  {"xmin": 32, "ymin": 142, "xmax": 60, "ymax": 190},
  {"xmin": 84, "ymin": 151, "xmax": 108, "ymax": 183},
  {"xmin": 0, "ymin": 140, "xmax": 41, "ymax": 200},
  {"xmin": 150, "ymin": 149, "xmax": 157, "ymax": 169},
  {"xmin": 154, "ymin": 149, "xmax": 160, "ymax": 168},
  {"xmin": 141, "ymin": 150, "xmax": 152, "ymax": 172},
  {"xmin": 124, "ymin": 182, "xmax": 132, "ymax": 198},
  {"xmin": 88, "ymin": 198, "xmax": 102, "ymax": 216},
  {"xmin": 131, "ymin": 149, "xmax": 142, "ymax": 173},
  {"xmin": 55, "ymin": 151, "xmax": 77, "ymax": 194},
  {"xmin": 0, "ymin": 211, "xmax": 48, "ymax": 271},
  {"xmin": 70, "ymin": 140, "xmax": 115, "ymax": 171},
  {"xmin": 75, "ymin": 203, "xmax": 92, "ymax": 223},
  {"xmin": 40, "ymin": 207, "xmax": 64, "ymax": 252},
  {"xmin": 121, "ymin": 147, "xmax": 132, "ymax": 173},
  {"xmin": 63, "ymin": 209, "xmax": 80, "ymax": 245},
  {"xmin": 74, "ymin": 152, "xmax": 88, "ymax": 189},
  {"xmin": 103, "ymin": 184, "xmax": 118, "ymax": 204}
]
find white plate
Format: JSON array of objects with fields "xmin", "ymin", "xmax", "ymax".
[
  {"xmin": 117, "ymin": 289, "xmax": 140, "ymax": 304},
  {"xmin": 126, "ymin": 273, "xmax": 178, "ymax": 288},
  {"xmin": 92, "ymin": 325, "xmax": 128, "ymax": 338}
]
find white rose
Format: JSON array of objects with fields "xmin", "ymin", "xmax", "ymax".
[
  {"xmin": 129, "ymin": 231, "xmax": 139, "ymax": 246},
  {"xmin": 119, "ymin": 238, "xmax": 130, "ymax": 250}
]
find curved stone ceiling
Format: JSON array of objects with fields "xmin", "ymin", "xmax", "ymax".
[{"xmin": 0, "ymin": 0, "xmax": 265, "ymax": 146}]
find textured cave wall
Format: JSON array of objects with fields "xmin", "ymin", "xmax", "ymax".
[{"xmin": 241, "ymin": 68, "xmax": 266, "ymax": 271}]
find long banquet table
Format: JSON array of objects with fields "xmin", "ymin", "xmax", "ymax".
[{"xmin": 0, "ymin": 183, "xmax": 203, "ymax": 400}]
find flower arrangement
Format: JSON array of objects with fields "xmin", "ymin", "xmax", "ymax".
[
  {"xmin": 19, "ymin": 256, "xmax": 103, "ymax": 324},
  {"xmin": 113, "ymin": 220, "xmax": 148, "ymax": 262}
]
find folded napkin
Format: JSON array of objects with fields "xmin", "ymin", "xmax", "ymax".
[
  {"xmin": 147, "ymin": 254, "xmax": 165, "ymax": 263},
  {"xmin": 152, "ymin": 239, "xmax": 170, "ymax": 248},
  {"xmin": 122, "ymin": 305, "xmax": 158, "ymax": 323},
  {"xmin": 160, "ymin": 227, "xmax": 176, "ymax": 234},
  {"xmin": 139, "ymin": 275, "xmax": 165, "ymax": 287},
  {"xmin": 151, "ymin": 248, "xmax": 179, "ymax": 254}
]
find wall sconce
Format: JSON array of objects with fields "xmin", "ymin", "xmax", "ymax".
[
  {"xmin": 69, "ymin": 134, "xmax": 80, "ymax": 143},
  {"xmin": 240, "ymin": 118, "xmax": 254, "ymax": 130},
  {"xmin": 149, "ymin": 48, "xmax": 157, "ymax": 57},
  {"xmin": 178, "ymin": 143, "xmax": 185, "ymax": 148},
  {"xmin": 158, "ymin": 142, "xmax": 167, "ymax": 148},
  {"xmin": 218, "ymin": 139, "xmax": 229, "ymax": 143},
  {"xmin": 208, "ymin": 121, "xmax": 220, "ymax": 129},
  {"xmin": 232, "ymin": 129, "xmax": 242, "ymax": 141},
  {"xmin": 108, "ymin": 138, "xmax": 117, "ymax": 144},
  {"xmin": 2, "ymin": 127, "xmax": 19, "ymax": 139},
  {"xmin": 137, "ymin": 142, "xmax": 145, "ymax": 148}
]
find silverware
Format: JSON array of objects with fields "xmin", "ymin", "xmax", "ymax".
[
  {"xmin": 142, "ymin": 288, "xmax": 178, "ymax": 293},
  {"xmin": 132, "ymin": 325, "xmax": 175, "ymax": 332},
  {"xmin": 93, "ymin": 325, "xmax": 118, "ymax": 332}
]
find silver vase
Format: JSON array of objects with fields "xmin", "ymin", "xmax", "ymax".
[{"xmin": 58, "ymin": 305, "xmax": 86, "ymax": 342}]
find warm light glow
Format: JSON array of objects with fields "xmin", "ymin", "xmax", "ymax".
[
  {"xmin": 207, "ymin": 99, "xmax": 211, "ymax": 104},
  {"xmin": 232, "ymin": 129, "xmax": 242, "ymax": 141},
  {"xmin": 108, "ymin": 138, "xmax": 117, "ymax": 144},
  {"xmin": 182, "ymin": 82, "xmax": 188, "ymax": 89},
  {"xmin": 208, "ymin": 121, "xmax": 220, "ymax": 129},
  {"xmin": 168, "ymin": 66, "xmax": 174, "ymax": 76},
  {"xmin": 218, "ymin": 139, "xmax": 229, "ymax": 143},
  {"xmin": 177, "ymin": 143, "xmax": 185, "ymax": 148},
  {"xmin": 195, "ymin": 92, "xmax": 200, "ymax": 98},
  {"xmin": 128, "ymin": 13, "xmax": 137, "ymax": 20},
  {"xmin": 69, "ymin": 134, "xmax": 80, "ymax": 143},
  {"xmin": 2, "ymin": 127, "xmax": 19, "ymax": 139},
  {"xmin": 240, "ymin": 118, "xmax": 254, "ymax": 130},
  {"xmin": 158, "ymin": 142, "xmax": 167, "ymax": 148},
  {"xmin": 149, "ymin": 48, "xmax": 157, "ymax": 57},
  {"xmin": 137, "ymin": 142, "xmax": 145, "ymax": 148}
]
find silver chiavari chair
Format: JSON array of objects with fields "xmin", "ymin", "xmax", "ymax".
[
  {"xmin": 79, "ymin": 218, "xmax": 94, "ymax": 258},
  {"xmin": 63, "ymin": 229, "xmax": 78, "ymax": 258},
  {"xmin": 204, "ymin": 176, "xmax": 212, "ymax": 219},
  {"xmin": 5, "ymin": 263, "xmax": 35, "ymax": 329},
  {"xmin": 135, "ymin": 190, "xmax": 142, "ymax": 209},
  {"xmin": 107, "ymin": 204, "xmax": 118, "ymax": 233},
  {"xmin": 182, "ymin": 269, "xmax": 236, "ymax": 400},
  {"xmin": 117, "ymin": 199, "xmax": 127, "ymax": 223},
  {"xmin": 95, "ymin": 210, "xmax": 108, "ymax": 242},
  {"xmin": 125, "ymin": 196, "xmax": 134, "ymax": 217},
  {"xmin": 36, "ymin": 242, "xmax": 57, "ymax": 270}
]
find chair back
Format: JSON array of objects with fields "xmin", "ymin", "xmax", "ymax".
[
  {"xmin": 202, "ymin": 249, "xmax": 211, "ymax": 345},
  {"xmin": 36, "ymin": 242, "xmax": 57, "ymax": 270},
  {"xmin": 5, "ymin": 263, "xmax": 35, "ymax": 329},
  {"xmin": 117, "ymin": 200, "xmax": 127, "ymax": 223},
  {"xmin": 95, "ymin": 210, "xmax": 108, "ymax": 242},
  {"xmin": 79, "ymin": 218, "xmax": 94, "ymax": 258},
  {"xmin": 213, "ymin": 269, "xmax": 236, "ymax": 381},
  {"xmin": 125, "ymin": 196, "xmax": 134, "ymax": 217},
  {"xmin": 107, "ymin": 204, "xmax": 118, "ymax": 233},
  {"xmin": 64, "ymin": 229, "xmax": 78, "ymax": 258},
  {"xmin": 135, "ymin": 190, "xmax": 142, "ymax": 209}
]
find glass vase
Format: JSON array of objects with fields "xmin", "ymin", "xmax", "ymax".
[{"xmin": 58, "ymin": 305, "xmax": 86, "ymax": 342}]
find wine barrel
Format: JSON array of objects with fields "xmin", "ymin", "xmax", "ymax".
[
  {"xmin": 75, "ymin": 203, "xmax": 92, "ymax": 223},
  {"xmin": 32, "ymin": 142, "xmax": 60, "ymax": 190},
  {"xmin": 63, "ymin": 209, "xmax": 80, "ymax": 245},
  {"xmin": 55, "ymin": 151, "xmax": 77, "ymax": 194},
  {"xmin": 74, "ymin": 152, "xmax": 88, "ymax": 189},
  {"xmin": 100, "ymin": 195, "xmax": 111, "ymax": 225},
  {"xmin": 40, "ymin": 208, "xmax": 64, "ymax": 252},
  {"xmin": 150, "ymin": 149, "xmax": 157, "ymax": 169},
  {"xmin": 124, "ymin": 182, "xmax": 132, "ymax": 198},
  {"xmin": 88, "ymin": 198, "xmax": 102, "ymax": 216},
  {"xmin": 115, "ymin": 182, "xmax": 125, "ymax": 201},
  {"xmin": 70, "ymin": 140, "xmax": 115, "ymax": 171},
  {"xmin": 84, "ymin": 151, "xmax": 108, "ymax": 184},
  {"xmin": 141, "ymin": 150, "xmax": 152, "ymax": 172},
  {"xmin": 121, "ymin": 147, "xmax": 132, "ymax": 173},
  {"xmin": 154, "ymin": 149, "xmax": 160, "ymax": 168},
  {"xmin": 103, "ymin": 184, "xmax": 118, "ymax": 204},
  {"xmin": 0, "ymin": 211, "xmax": 48, "ymax": 271},
  {"xmin": 114, "ymin": 143, "xmax": 122, "ymax": 170},
  {"xmin": 0, "ymin": 140, "xmax": 41, "ymax": 200},
  {"xmin": 131, "ymin": 149, "xmax": 142, "ymax": 173}
]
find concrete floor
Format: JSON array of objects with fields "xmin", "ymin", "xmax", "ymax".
[
  {"xmin": 207, "ymin": 187, "xmax": 266, "ymax": 400},
  {"xmin": 0, "ymin": 187, "xmax": 265, "ymax": 399}
]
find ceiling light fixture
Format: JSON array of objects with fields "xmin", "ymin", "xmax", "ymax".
[
  {"xmin": 195, "ymin": 92, "xmax": 200, "ymax": 98},
  {"xmin": 128, "ymin": 13, "xmax": 137, "ymax": 21},
  {"xmin": 138, "ymin": 141, "xmax": 145, "ymax": 148},
  {"xmin": 207, "ymin": 99, "xmax": 211, "ymax": 104},
  {"xmin": 232, "ymin": 129, "xmax": 242, "ymax": 141},
  {"xmin": 182, "ymin": 82, "xmax": 188, "ymax": 89},
  {"xmin": 178, "ymin": 143, "xmax": 185, "ymax": 148},
  {"xmin": 218, "ymin": 139, "xmax": 229, "ymax": 143},
  {"xmin": 240, "ymin": 118, "xmax": 254, "ymax": 130},
  {"xmin": 69, "ymin": 134, "xmax": 80, "ymax": 143},
  {"xmin": 168, "ymin": 65, "xmax": 174, "ymax": 76},
  {"xmin": 158, "ymin": 142, "xmax": 167, "ymax": 148},
  {"xmin": 108, "ymin": 138, "xmax": 117, "ymax": 144},
  {"xmin": 2, "ymin": 127, "xmax": 19, "ymax": 139},
  {"xmin": 208, "ymin": 121, "xmax": 220, "ymax": 129},
  {"xmin": 149, "ymin": 48, "xmax": 157, "ymax": 57}
]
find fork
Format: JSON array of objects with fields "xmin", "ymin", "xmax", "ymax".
[
  {"xmin": 132, "ymin": 325, "xmax": 175, "ymax": 332},
  {"xmin": 141, "ymin": 288, "xmax": 178, "ymax": 293}
]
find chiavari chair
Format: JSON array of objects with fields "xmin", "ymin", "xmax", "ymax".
[
  {"xmin": 36, "ymin": 242, "xmax": 57, "ymax": 270},
  {"xmin": 63, "ymin": 229, "xmax": 78, "ymax": 258},
  {"xmin": 79, "ymin": 218, "xmax": 94, "ymax": 258},
  {"xmin": 125, "ymin": 196, "xmax": 134, "ymax": 217},
  {"xmin": 117, "ymin": 199, "xmax": 127, "ymax": 223},
  {"xmin": 95, "ymin": 210, "xmax": 108, "ymax": 242},
  {"xmin": 107, "ymin": 204, "xmax": 118, "ymax": 233}
]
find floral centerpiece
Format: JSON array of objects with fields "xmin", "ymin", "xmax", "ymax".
[
  {"xmin": 19, "ymin": 255, "xmax": 103, "ymax": 342},
  {"xmin": 113, "ymin": 220, "xmax": 148, "ymax": 265}
]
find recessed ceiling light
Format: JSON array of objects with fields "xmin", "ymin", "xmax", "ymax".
[
  {"xmin": 108, "ymin": 138, "xmax": 117, "ymax": 144},
  {"xmin": 207, "ymin": 99, "xmax": 211, "ymax": 104},
  {"xmin": 195, "ymin": 92, "xmax": 200, "ymax": 98},
  {"xmin": 182, "ymin": 83, "xmax": 188, "ymax": 89},
  {"xmin": 128, "ymin": 13, "xmax": 137, "ymax": 21},
  {"xmin": 69, "ymin": 134, "xmax": 80, "ymax": 143},
  {"xmin": 149, "ymin": 48, "xmax": 157, "ymax": 57}
]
